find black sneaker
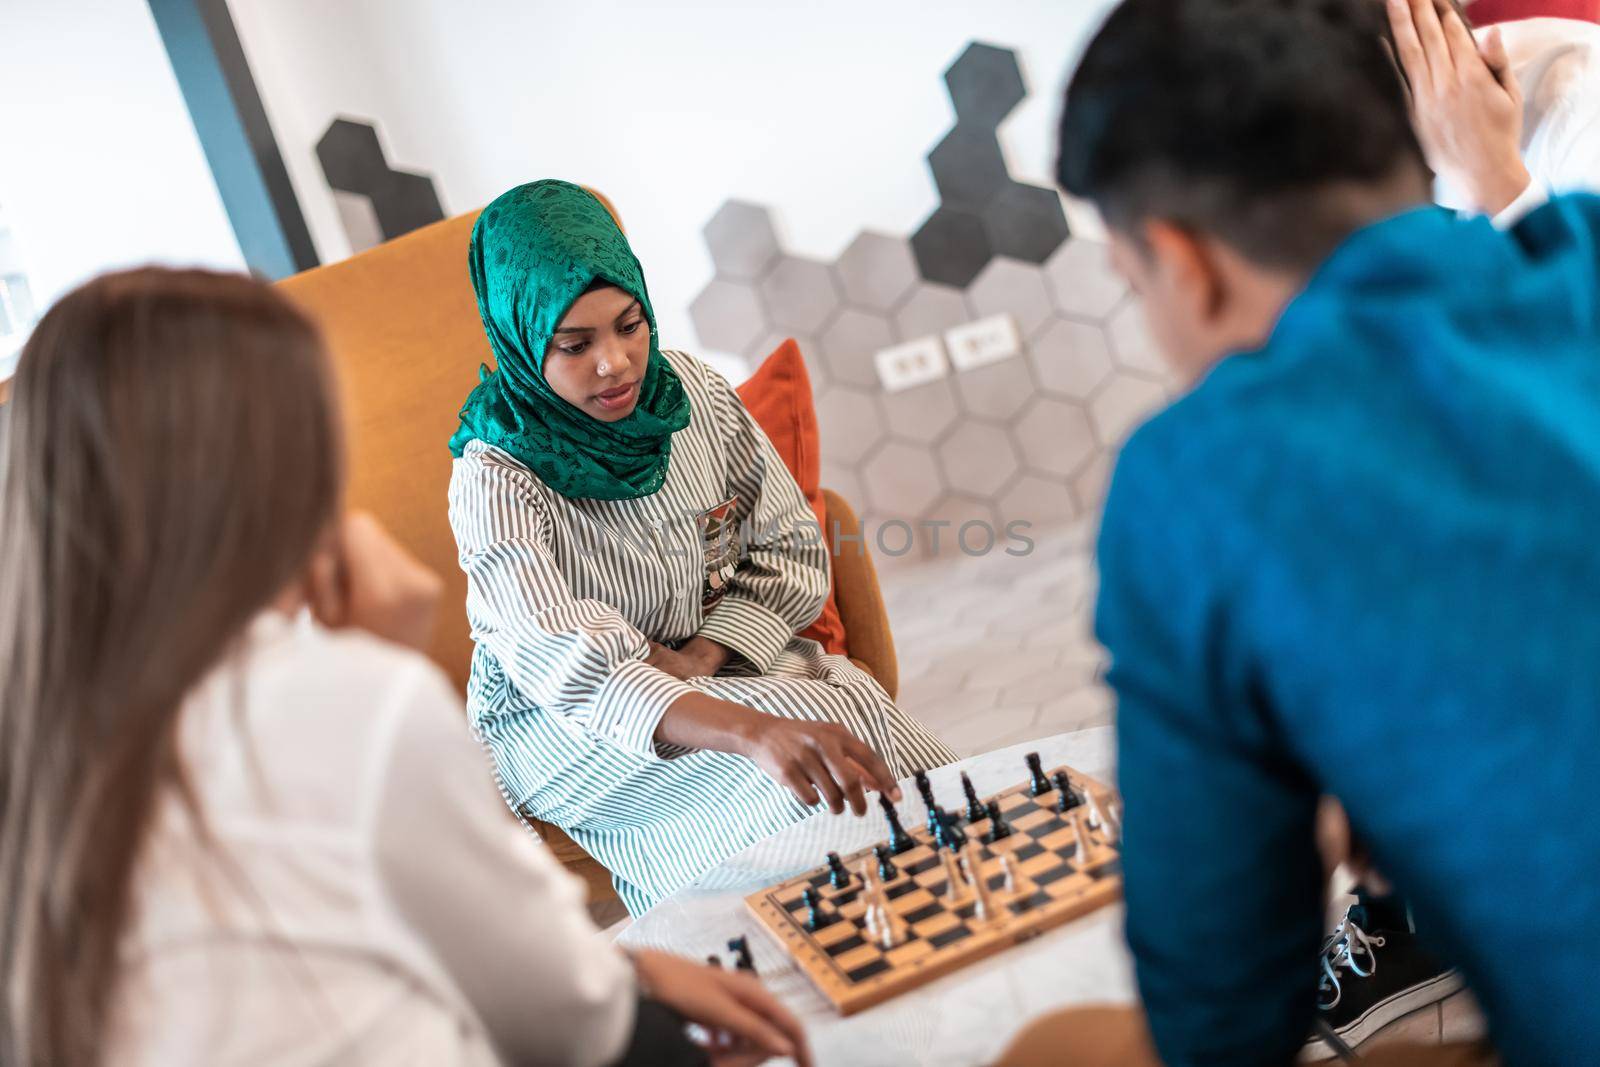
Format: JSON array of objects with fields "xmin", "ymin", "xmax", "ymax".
[{"xmin": 1301, "ymin": 902, "xmax": 1463, "ymax": 1059}]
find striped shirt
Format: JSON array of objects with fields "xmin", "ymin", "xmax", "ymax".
[{"xmin": 448, "ymin": 349, "xmax": 954, "ymax": 913}]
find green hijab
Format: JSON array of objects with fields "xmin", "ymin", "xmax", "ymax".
[{"xmin": 448, "ymin": 179, "xmax": 692, "ymax": 500}]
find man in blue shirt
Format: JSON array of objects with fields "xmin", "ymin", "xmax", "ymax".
[{"xmin": 1051, "ymin": 0, "xmax": 1600, "ymax": 1063}]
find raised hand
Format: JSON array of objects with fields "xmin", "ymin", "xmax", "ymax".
[
  {"xmin": 1386, "ymin": 0, "xmax": 1530, "ymax": 215},
  {"xmin": 743, "ymin": 718, "xmax": 901, "ymax": 816}
]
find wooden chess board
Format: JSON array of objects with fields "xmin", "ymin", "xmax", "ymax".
[{"xmin": 744, "ymin": 764, "xmax": 1122, "ymax": 1015}]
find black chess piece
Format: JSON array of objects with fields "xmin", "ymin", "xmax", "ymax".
[
  {"xmin": 916, "ymin": 769, "xmax": 937, "ymax": 817},
  {"xmin": 984, "ymin": 799, "xmax": 1013, "ymax": 843},
  {"xmin": 961, "ymin": 772, "xmax": 986, "ymax": 824},
  {"xmin": 880, "ymin": 794, "xmax": 915, "ymax": 854},
  {"xmin": 931, "ymin": 806, "xmax": 967, "ymax": 850},
  {"xmin": 803, "ymin": 886, "xmax": 826, "ymax": 931},
  {"xmin": 874, "ymin": 842, "xmax": 899, "ymax": 881},
  {"xmin": 728, "ymin": 936, "xmax": 755, "ymax": 972},
  {"xmin": 706, "ymin": 954, "xmax": 722, "ymax": 967},
  {"xmin": 1026, "ymin": 752, "xmax": 1051, "ymax": 797},
  {"xmin": 1053, "ymin": 771, "xmax": 1081, "ymax": 812},
  {"xmin": 826, "ymin": 851, "xmax": 851, "ymax": 889}
]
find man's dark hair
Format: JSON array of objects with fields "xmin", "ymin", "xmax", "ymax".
[{"xmin": 1057, "ymin": 0, "xmax": 1429, "ymax": 272}]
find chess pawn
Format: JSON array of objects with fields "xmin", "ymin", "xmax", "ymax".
[
  {"xmin": 1084, "ymin": 790, "xmax": 1108, "ymax": 835},
  {"xmin": 999, "ymin": 853, "xmax": 1020, "ymax": 895},
  {"xmin": 1072, "ymin": 811, "xmax": 1094, "ymax": 865},
  {"xmin": 961, "ymin": 840, "xmax": 998, "ymax": 923}
]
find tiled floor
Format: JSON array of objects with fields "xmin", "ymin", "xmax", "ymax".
[{"xmin": 879, "ymin": 517, "xmax": 1111, "ymax": 758}]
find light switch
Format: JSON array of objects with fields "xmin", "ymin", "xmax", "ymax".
[
  {"xmin": 945, "ymin": 314, "xmax": 1020, "ymax": 371},
  {"xmin": 875, "ymin": 336, "xmax": 950, "ymax": 392}
]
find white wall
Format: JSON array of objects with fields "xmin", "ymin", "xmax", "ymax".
[
  {"xmin": 226, "ymin": 0, "xmax": 1115, "ymax": 370},
  {"xmin": 0, "ymin": 0, "xmax": 245, "ymax": 376}
]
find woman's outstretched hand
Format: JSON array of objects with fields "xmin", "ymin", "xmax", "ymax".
[
  {"xmin": 742, "ymin": 718, "xmax": 901, "ymax": 816},
  {"xmin": 653, "ymin": 693, "xmax": 903, "ymax": 815},
  {"xmin": 631, "ymin": 950, "xmax": 813, "ymax": 1067}
]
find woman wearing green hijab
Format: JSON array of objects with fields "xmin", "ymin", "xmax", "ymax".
[{"xmin": 448, "ymin": 180, "xmax": 954, "ymax": 914}]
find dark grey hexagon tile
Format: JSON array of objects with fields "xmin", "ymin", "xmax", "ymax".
[
  {"xmin": 955, "ymin": 358, "xmax": 1035, "ymax": 421},
  {"xmin": 1044, "ymin": 239, "xmax": 1127, "ymax": 321},
  {"xmin": 1030, "ymin": 317, "xmax": 1116, "ymax": 399},
  {"xmin": 316, "ymin": 118, "xmax": 385, "ymax": 192},
  {"xmin": 815, "ymin": 385, "xmax": 886, "ymax": 465},
  {"xmin": 1013, "ymin": 396, "xmax": 1097, "ymax": 477},
  {"xmin": 943, "ymin": 42, "xmax": 1026, "ymax": 127},
  {"xmin": 703, "ymin": 200, "xmax": 781, "ymax": 280},
  {"xmin": 893, "ymin": 283, "xmax": 971, "ymax": 341},
  {"xmin": 835, "ymin": 231, "xmax": 918, "ymax": 312},
  {"xmin": 819, "ymin": 307, "xmax": 895, "ymax": 390},
  {"xmin": 1089, "ymin": 373, "xmax": 1169, "ymax": 448},
  {"xmin": 1106, "ymin": 299, "xmax": 1171, "ymax": 378},
  {"xmin": 742, "ymin": 330, "xmax": 826, "ymax": 391},
  {"xmin": 689, "ymin": 278, "xmax": 766, "ymax": 355},
  {"xmin": 967, "ymin": 257, "xmax": 1055, "ymax": 340},
  {"xmin": 999, "ymin": 473, "xmax": 1081, "ymax": 531},
  {"xmin": 881, "ymin": 377, "xmax": 960, "ymax": 444},
  {"xmin": 937, "ymin": 421, "xmax": 1022, "ymax": 498},
  {"xmin": 377, "ymin": 170, "xmax": 445, "ymax": 239},
  {"xmin": 862, "ymin": 441, "xmax": 944, "ymax": 517},
  {"xmin": 911, "ymin": 207, "xmax": 993, "ymax": 289},
  {"xmin": 982, "ymin": 183, "xmax": 1070, "ymax": 265},
  {"xmin": 758, "ymin": 255, "xmax": 841, "ymax": 335},
  {"xmin": 927, "ymin": 123, "xmax": 1011, "ymax": 212}
]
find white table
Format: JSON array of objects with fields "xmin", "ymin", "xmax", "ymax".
[{"xmin": 617, "ymin": 727, "xmax": 1137, "ymax": 1066}]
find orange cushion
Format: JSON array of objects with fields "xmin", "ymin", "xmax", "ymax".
[{"xmin": 735, "ymin": 339, "xmax": 850, "ymax": 657}]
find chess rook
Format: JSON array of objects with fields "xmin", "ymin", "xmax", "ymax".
[{"xmin": 1026, "ymin": 752, "xmax": 1051, "ymax": 796}]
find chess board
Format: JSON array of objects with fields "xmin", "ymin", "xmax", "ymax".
[{"xmin": 744, "ymin": 764, "xmax": 1122, "ymax": 1015}]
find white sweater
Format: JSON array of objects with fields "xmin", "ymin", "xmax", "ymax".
[{"xmin": 109, "ymin": 612, "xmax": 635, "ymax": 1067}]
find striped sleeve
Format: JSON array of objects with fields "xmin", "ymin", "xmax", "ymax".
[
  {"xmin": 449, "ymin": 451, "xmax": 692, "ymax": 756},
  {"xmin": 695, "ymin": 360, "xmax": 830, "ymax": 673}
]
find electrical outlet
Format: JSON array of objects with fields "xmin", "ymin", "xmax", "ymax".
[
  {"xmin": 945, "ymin": 314, "xmax": 1020, "ymax": 371},
  {"xmin": 875, "ymin": 336, "xmax": 949, "ymax": 392}
]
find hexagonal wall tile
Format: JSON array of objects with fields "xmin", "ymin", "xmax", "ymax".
[
  {"xmin": 968, "ymin": 257, "xmax": 1054, "ymax": 339},
  {"xmin": 911, "ymin": 207, "xmax": 993, "ymax": 289},
  {"xmin": 998, "ymin": 473, "xmax": 1080, "ymax": 531},
  {"xmin": 815, "ymin": 386, "xmax": 886, "ymax": 464},
  {"xmin": 702, "ymin": 200, "xmax": 780, "ymax": 280},
  {"xmin": 955, "ymin": 358, "xmax": 1035, "ymax": 421},
  {"xmin": 820, "ymin": 460, "xmax": 867, "ymax": 515},
  {"xmin": 835, "ymin": 231, "xmax": 919, "ymax": 312},
  {"xmin": 818, "ymin": 307, "xmax": 895, "ymax": 390},
  {"xmin": 758, "ymin": 255, "xmax": 841, "ymax": 335},
  {"xmin": 894, "ymin": 282, "xmax": 971, "ymax": 341},
  {"xmin": 1106, "ymin": 299, "xmax": 1169, "ymax": 378},
  {"xmin": 862, "ymin": 441, "xmax": 945, "ymax": 517},
  {"xmin": 881, "ymin": 377, "xmax": 960, "ymax": 444},
  {"xmin": 943, "ymin": 42, "xmax": 1027, "ymax": 126},
  {"xmin": 1089, "ymin": 374, "xmax": 1169, "ymax": 448},
  {"xmin": 1013, "ymin": 397, "xmax": 1097, "ymax": 478},
  {"xmin": 926, "ymin": 123, "xmax": 1011, "ymax": 211},
  {"xmin": 742, "ymin": 330, "xmax": 824, "ymax": 390},
  {"xmin": 1044, "ymin": 239, "xmax": 1127, "ymax": 321},
  {"xmin": 689, "ymin": 278, "xmax": 766, "ymax": 355},
  {"xmin": 1070, "ymin": 452, "xmax": 1113, "ymax": 514},
  {"xmin": 982, "ymin": 183, "xmax": 1070, "ymax": 265},
  {"xmin": 937, "ymin": 421, "xmax": 1021, "ymax": 498},
  {"xmin": 1030, "ymin": 317, "xmax": 1116, "ymax": 399},
  {"xmin": 922, "ymin": 493, "xmax": 1002, "ymax": 560}
]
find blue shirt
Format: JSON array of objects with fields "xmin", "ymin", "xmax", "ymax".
[{"xmin": 1097, "ymin": 196, "xmax": 1600, "ymax": 1067}]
